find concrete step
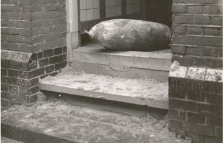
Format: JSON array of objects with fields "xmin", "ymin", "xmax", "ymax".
[
  {"xmin": 1, "ymin": 101, "xmax": 189, "ymax": 143},
  {"xmin": 1, "ymin": 137, "xmax": 24, "ymax": 143},
  {"xmin": 72, "ymin": 44, "xmax": 172, "ymax": 82},
  {"xmin": 39, "ymin": 67, "xmax": 168, "ymax": 117}
]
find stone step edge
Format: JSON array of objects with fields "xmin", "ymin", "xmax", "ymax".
[
  {"xmin": 2, "ymin": 122, "xmax": 76, "ymax": 143},
  {"xmin": 72, "ymin": 51, "xmax": 172, "ymax": 72},
  {"xmin": 39, "ymin": 82, "xmax": 168, "ymax": 109}
]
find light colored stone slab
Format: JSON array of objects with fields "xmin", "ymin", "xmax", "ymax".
[
  {"xmin": 73, "ymin": 43, "xmax": 172, "ymax": 71},
  {"xmin": 169, "ymin": 61, "xmax": 187, "ymax": 78},
  {"xmin": 40, "ymin": 68, "xmax": 168, "ymax": 109},
  {"xmin": 205, "ymin": 69, "xmax": 223, "ymax": 82},
  {"xmin": 186, "ymin": 67, "xmax": 206, "ymax": 80}
]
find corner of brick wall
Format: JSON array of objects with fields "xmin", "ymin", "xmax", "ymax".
[
  {"xmin": 1, "ymin": 48, "xmax": 67, "ymax": 108},
  {"xmin": 168, "ymin": 65, "xmax": 222, "ymax": 143},
  {"xmin": 171, "ymin": 0, "xmax": 222, "ymax": 68},
  {"xmin": 1, "ymin": 0, "xmax": 67, "ymax": 109}
]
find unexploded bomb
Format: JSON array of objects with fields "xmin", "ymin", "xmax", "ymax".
[{"xmin": 85, "ymin": 19, "xmax": 171, "ymax": 51}]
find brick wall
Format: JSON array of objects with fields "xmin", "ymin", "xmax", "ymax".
[
  {"xmin": 1, "ymin": 47, "xmax": 67, "ymax": 108},
  {"xmin": 1, "ymin": 0, "xmax": 32, "ymax": 52},
  {"xmin": 169, "ymin": 1, "xmax": 222, "ymax": 142},
  {"xmin": 1, "ymin": 0, "xmax": 66, "ymax": 52},
  {"xmin": 1, "ymin": 0, "xmax": 67, "ymax": 108},
  {"xmin": 171, "ymin": 0, "xmax": 222, "ymax": 68},
  {"xmin": 169, "ymin": 66, "xmax": 222, "ymax": 143}
]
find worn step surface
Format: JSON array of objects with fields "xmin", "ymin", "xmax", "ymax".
[
  {"xmin": 72, "ymin": 44, "xmax": 172, "ymax": 82},
  {"xmin": 40, "ymin": 67, "xmax": 168, "ymax": 110},
  {"xmin": 2, "ymin": 101, "xmax": 190, "ymax": 143},
  {"xmin": 1, "ymin": 137, "xmax": 24, "ymax": 143}
]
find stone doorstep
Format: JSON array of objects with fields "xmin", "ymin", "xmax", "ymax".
[
  {"xmin": 72, "ymin": 43, "xmax": 172, "ymax": 72},
  {"xmin": 1, "ymin": 137, "xmax": 24, "ymax": 143},
  {"xmin": 1, "ymin": 101, "xmax": 186, "ymax": 143},
  {"xmin": 39, "ymin": 70, "xmax": 168, "ymax": 110}
]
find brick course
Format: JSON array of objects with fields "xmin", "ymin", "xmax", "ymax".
[
  {"xmin": 1, "ymin": 0, "xmax": 66, "ymax": 52},
  {"xmin": 171, "ymin": 0, "xmax": 222, "ymax": 68},
  {"xmin": 1, "ymin": 0, "xmax": 67, "ymax": 108},
  {"xmin": 1, "ymin": 48, "xmax": 67, "ymax": 108},
  {"xmin": 169, "ymin": 66, "xmax": 223, "ymax": 143}
]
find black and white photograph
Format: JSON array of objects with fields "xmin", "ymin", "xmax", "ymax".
[{"xmin": 1, "ymin": 0, "xmax": 222, "ymax": 143}]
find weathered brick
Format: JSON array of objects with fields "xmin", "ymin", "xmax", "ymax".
[
  {"xmin": 215, "ymin": 127, "xmax": 222, "ymax": 137},
  {"xmin": 19, "ymin": 0, "xmax": 31, "ymax": 4},
  {"xmin": 207, "ymin": 115, "xmax": 222, "ymax": 127},
  {"xmin": 169, "ymin": 98, "xmax": 182, "ymax": 109},
  {"xmin": 184, "ymin": 122, "xmax": 198, "ymax": 133},
  {"xmin": 172, "ymin": 36, "xmax": 194, "ymax": 45},
  {"xmin": 29, "ymin": 68, "xmax": 44, "ymax": 79},
  {"xmin": 43, "ymin": 49, "xmax": 53, "ymax": 58},
  {"xmin": 19, "ymin": 13, "xmax": 31, "ymax": 21},
  {"xmin": 203, "ymin": 6, "xmax": 222, "ymax": 14},
  {"xmin": 194, "ymin": 15, "xmax": 210, "ymax": 25},
  {"xmin": 202, "ymin": 47, "xmax": 218, "ymax": 57},
  {"xmin": 187, "ymin": 91, "xmax": 206, "ymax": 102},
  {"xmin": 1, "ymin": 68, "xmax": 8, "ymax": 76},
  {"xmin": 29, "ymin": 78, "xmax": 39, "ymax": 87},
  {"xmin": 39, "ymin": 58, "xmax": 49, "ymax": 67},
  {"xmin": 62, "ymin": 46, "xmax": 67, "ymax": 53},
  {"xmin": 51, "ymin": 17, "xmax": 66, "ymax": 25},
  {"xmin": 22, "ymin": 5, "xmax": 31, "ymax": 12},
  {"xmin": 204, "ymin": 27, "xmax": 222, "ymax": 36},
  {"xmin": 45, "ymin": 65, "xmax": 54, "ymax": 73},
  {"xmin": 32, "ymin": 0, "xmax": 48, "ymax": 4},
  {"xmin": 206, "ymin": 93, "xmax": 222, "ymax": 105},
  {"xmin": 32, "ymin": 13, "xmax": 48, "ymax": 21},
  {"xmin": 172, "ymin": 55, "xmax": 194, "ymax": 67},
  {"xmin": 203, "ymin": 81, "xmax": 222, "ymax": 94},
  {"xmin": 212, "ymin": 16, "xmax": 222, "ymax": 25},
  {"xmin": 29, "ymin": 86, "xmax": 39, "ymax": 95},
  {"xmin": 8, "ymin": 69, "xmax": 18, "ymax": 78},
  {"xmin": 8, "ymin": 85, "xmax": 19, "ymax": 94},
  {"xmin": 211, "ymin": 58, "xmax": 223, "ymax": 68},
  {"xmin": 55, "ymin": 61, "xmax": 67, "ymax": 70},
  {"xmin": 197, "ymin": 103, "xmax": 222, "ymax": 116},
  {"xmin": 43, "ymin": 4, "xmax": 64, "ymax": 12},
  {"xmin": 54, "ymin": 47, "xmax": 63, "ymax": 55},
  {"xmin": 172, "ymin": 25, "xmax": 186, "ymax": 34},
  {"xmin": 169, "ymin": 88, "xmax": 186, "ymax": 99},
  {"xmin": 172, "ymin": 4, "xmax": 187, "ymax": 13},
  {"xmin": 48, "ymin": 54, "xmax": 66, "ymax": 64},
  {"xmin": 188, "ymin": 6, "xmax": 202, "ymax": 14},
  {"xmin": 1, "ymin": 84, "xmax": 8, "ymax": 92},
  {"xmin": 194, "ymin": 0, "xmax": 222, "ymax": 4},
  {"xmin": 182, "ymin": 101, "xmax": 198, "ymax": 112},
  {"xmin": 32, "ymin": 6, "xmax": 44, "ymax": 13},
  {"xmin": 187, "ymin": 112, "xmax": 205, "ymax": 124},
  {"xmin": 37, "ymin": 52, "xmax": 43, "ymax": 59},
  {"xmin": 171, "ymin": 45, "xmax": 186, "ymax": 55},
  {"xmin": 11, "ymin": 28, "xmax": 20, "ymax": 35},
  {"xmin": 194, "ymin": 37, "xmax": 222, "ymax": 47},
  {"xmin": 194, "ymin": 57, "xmax": 212, "ymax": 67},
  {"xmin": 187, "ymin": 47, "xmax": 202, "ymax": 56},
  {"xmin": 187, "ymin": 26, "xmax": 203, "ymax": 35},
  {"xmin": 19, "ymin": 29, "xmax": 32, "ymax": 36},
  {"xmin": 17, "ymin": 36, "xmax": 32, "ymax": 44},
  {"xmin": 32, "ymin": 36, "xmax": 45, "ymax": 45}
]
